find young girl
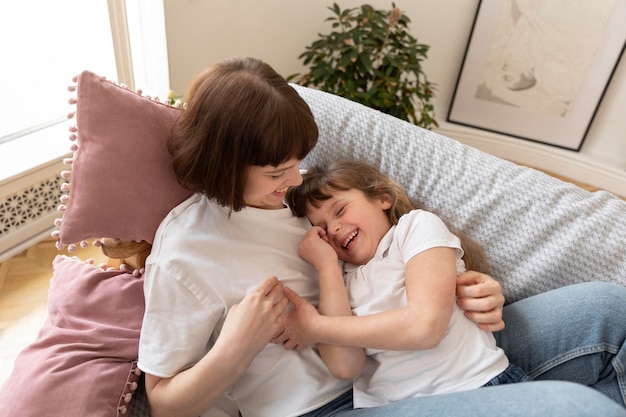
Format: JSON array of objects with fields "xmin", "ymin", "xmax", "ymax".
[{"xmin": 285, "ymin": 159, "xmax": 531, "ymax": 407}]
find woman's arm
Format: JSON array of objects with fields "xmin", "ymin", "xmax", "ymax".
[{"xmin": 145, "ymin": 276, "xmax": 287, "ymax": 417}]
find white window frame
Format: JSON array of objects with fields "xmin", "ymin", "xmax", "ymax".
[{"xmin": 0, "ymin": 0, "xmax": 169, "ymax": 183}]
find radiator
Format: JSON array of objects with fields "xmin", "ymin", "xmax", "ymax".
[{"xmin": 0, "ymin": 160, "xmax": 65, "ymax": 263}]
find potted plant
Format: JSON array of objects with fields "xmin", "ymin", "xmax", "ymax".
[{"xmin": 288, "ymin": 3, "xmax": 437, "ymax": 129}]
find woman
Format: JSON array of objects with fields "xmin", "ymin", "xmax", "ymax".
[{"xmin": 137, "ymin": 56, "xmax": 626, "ymax": 417}]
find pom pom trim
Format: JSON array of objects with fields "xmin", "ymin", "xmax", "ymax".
[{"xmin": 53, "ymin": 72, "xmax": 180, "ymax": 255}]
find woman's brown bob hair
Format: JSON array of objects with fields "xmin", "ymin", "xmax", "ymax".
[
  {"xmin": 286, "ymin": 160, "xmax": 490, "ymax": 273},
  {"xmin": 169, "ymin": 56, "xmax": 318, "ymax": 211}
]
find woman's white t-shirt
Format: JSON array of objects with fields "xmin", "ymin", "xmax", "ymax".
[
  {"xmin": 344, "ymin": 210, "xmax": 509, "ymax": 408},
  {"xmin": 138, "ymin": 193, "xmax": 350, "ymax": 417}
]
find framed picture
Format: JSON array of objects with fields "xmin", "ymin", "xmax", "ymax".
[{"xmin": 447, "ymin": 0, "xmax": 626, "ymax": 150}]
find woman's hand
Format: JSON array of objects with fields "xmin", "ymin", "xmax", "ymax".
[
  {"xmin": 217, "ymin": 276, "xmax": 289, "ymax": 358},
  {"xmin": 456, "ymin": 271, "xmax": 505, "ymax": 332}
]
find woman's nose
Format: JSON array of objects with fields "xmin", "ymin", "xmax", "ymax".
[{"xmin": 289, "ymin": 167, "xmax": 303, "ymax": 186}]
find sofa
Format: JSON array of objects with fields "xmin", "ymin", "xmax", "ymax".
[{"xmin": 1, "ymin": 70, "xmax": 625, "ymax": 417}]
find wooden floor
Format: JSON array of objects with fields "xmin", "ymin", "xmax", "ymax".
[{"xmin": 0, "ymin": 174, "xmax": 621, "ymax": 387}]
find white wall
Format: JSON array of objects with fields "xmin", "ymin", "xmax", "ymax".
[{"xmin": 163, "ymin": 0, "xmax": 626, "ymax": 196}]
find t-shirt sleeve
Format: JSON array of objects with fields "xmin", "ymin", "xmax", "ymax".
[
  {"xmin": 138, "ymin": 263, "xmax": 222, "ymax": 378},
  {"xmin": 395, "ymin": 210, "xmax": 463, "ymax": 265}
]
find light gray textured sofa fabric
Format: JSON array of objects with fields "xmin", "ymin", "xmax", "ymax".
[{"xmin": 294, "ymin": 84, "xmax": 626, "ymax": 304}]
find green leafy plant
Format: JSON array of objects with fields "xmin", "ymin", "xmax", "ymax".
[{"xmin": 288, "ymin": 3, "xmax": 437, "ymax": 129}]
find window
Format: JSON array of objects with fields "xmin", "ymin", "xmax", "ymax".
[
  {"xmin": 0, "ymin": 1, "xmax": 117, "ymax": 143},
  {"xmin": 0, "ymin": 0, "xmax": 168, "ymax": 180}
]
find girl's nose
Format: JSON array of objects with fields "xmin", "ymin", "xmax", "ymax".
[{"xmin": 328, "ymin": 220, "xmax": 341, "ymax": 236}]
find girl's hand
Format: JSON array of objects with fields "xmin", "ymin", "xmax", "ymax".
[
  {"xmin": 456, "ymin": 271, "xmax": 505, "ymax": 332},
  {"xmin": 299, "ymin": 226, "xmax": 338, "ymax": 270},
  {"xmin": 281, "ymin": 286, "xmax": 322, "ymax": 348},
  {"xmin": 217, "ymin": 276, "xmax": 288, "ymax": 358}
]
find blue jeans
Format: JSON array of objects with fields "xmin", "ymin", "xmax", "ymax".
[
  {"xmin": 303, "ymin": 282, "xmax": 626, "ymax": 417},
  {"xmin": 482, "ymin": 363, "xmax": 531, "ymax": 387},
  {"xmin": 305, "ymin": 382, "xmax": 624, "ymax": 417},
  {"xmin": 495, "ymin": 281, "xmax": 626, "ymax": 406}
]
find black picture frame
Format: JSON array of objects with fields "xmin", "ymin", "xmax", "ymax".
[{"xmin": 448, "ymin": 0, "xmax": 626, "ymax": 151}]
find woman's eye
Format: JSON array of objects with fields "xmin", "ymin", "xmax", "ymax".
[{"xmin": 270, "ymin": 172, "xmax": 285, "ymax": 179}]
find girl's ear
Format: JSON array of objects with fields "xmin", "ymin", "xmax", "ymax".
[{"xmin": 379, "ymin": 193, "xmax": 393, "ymax": 210}]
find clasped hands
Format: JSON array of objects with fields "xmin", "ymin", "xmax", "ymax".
[{"xmin": 222, "ymin": 271, "xmax": 505, "ymax": 355}]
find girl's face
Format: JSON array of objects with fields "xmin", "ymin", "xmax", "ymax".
[
  {"xmin": 306, "ymin": 188, "xmax": 392, "ymax": 265},
  {"xmin": 244, "ymin": 158, "xmax": 303, "ymax": 210}
]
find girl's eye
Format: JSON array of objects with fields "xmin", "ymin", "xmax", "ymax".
[{"xmin": 336, "ymin": 205, "xmax": 345, "ymax": 216}]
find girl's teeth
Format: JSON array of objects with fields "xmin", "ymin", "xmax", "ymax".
[{"xmin": 342, "ymin": 231, "xmax": 358, "ymax": 248}]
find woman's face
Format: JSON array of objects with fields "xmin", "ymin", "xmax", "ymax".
[
  {"xmin": 306, "ymin": 188, "xmax": 392, "ymax": 265},
  {"xmin": 244, "ymin": 158, "xmax": 303, "ymax": 210}
]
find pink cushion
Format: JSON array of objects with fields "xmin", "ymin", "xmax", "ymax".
[
  {"xmin": 57, "ymin": 70, "xmax": 192, "ymax": 246},
  {"xmin": 0, "ymin": 255, "xmax": 145, "ymax": 416}
]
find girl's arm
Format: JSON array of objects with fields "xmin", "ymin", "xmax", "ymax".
[
  {"xmin": 145, "ymin": 276, "xmax": 287, "ymax": 417},
  {"xmin": 295, "ymin": 226, "xmax": 366, "ymax": 379},
  {"xmin": 288, "ymin": 247, "xmax": 458, "ymax": 351}
]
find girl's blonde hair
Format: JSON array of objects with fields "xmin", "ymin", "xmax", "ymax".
[{"xmin": 286, "ymin": 160, "xmax": 490, "ymax": 273}]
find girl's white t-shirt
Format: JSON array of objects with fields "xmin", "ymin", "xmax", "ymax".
[
  {"xmin": 344, "ymin": 210, "xmax": 509, "ymax": 408},
  {"xmin": 138, "ymin": 193, "xmax": 350, "ymax": 417}
]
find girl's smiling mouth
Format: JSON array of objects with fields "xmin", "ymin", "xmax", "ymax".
[{"xmin": 342, "ymin": 230, "xmax": 358, "ymax": 249}]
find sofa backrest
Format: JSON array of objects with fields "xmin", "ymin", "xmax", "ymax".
[{"xmin": 294, "ymin": 84, "xmax": 626, "ymax": 303}]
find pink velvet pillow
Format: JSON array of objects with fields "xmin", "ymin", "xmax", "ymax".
[
  {"xmin": 56, "ymin": 70, "xmax": 192, "ymax": 247},
  {"xmin": 0, "ymin": 255, "xmax": 145, "ymax": 417}
]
